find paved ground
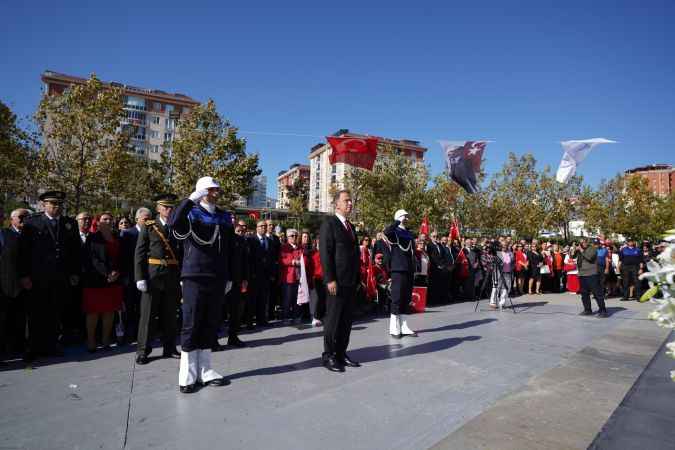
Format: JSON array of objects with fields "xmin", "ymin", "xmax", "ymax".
[{"xmin": 0, "ymin": 293, "xmax": 669, "ymax": 450}]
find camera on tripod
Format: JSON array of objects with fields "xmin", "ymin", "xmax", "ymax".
[{"xmin": 487, "ymin": 239, "xmax": 501, "ymax": 256}]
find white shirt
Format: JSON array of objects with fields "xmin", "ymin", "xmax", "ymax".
[
  {"xmin": 159, "ymin": 217, "xmax": 167, "ymax": 227},
  {"xmin": 79, "ymin": 231, "xmax": 88, "ymax": 244},
  {"xmin": 136, "ymin": 224, "xmax": 142, "ymax": 232},
  {"xmin": 44, "ymin": 212, "xmax": 58, "ymax": 221},
  {"xmin": 200, "ymin": 200, "xmax": 215, "ymax": 214}
]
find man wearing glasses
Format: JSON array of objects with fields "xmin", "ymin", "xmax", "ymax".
[{"xmin": 246, "ymin": 220, "xmax": 272, "ymax": 328}]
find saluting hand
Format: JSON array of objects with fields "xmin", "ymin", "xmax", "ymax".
[{"xmin": 189, "ymin": 188, "xmax": 209, "ymax": 202}]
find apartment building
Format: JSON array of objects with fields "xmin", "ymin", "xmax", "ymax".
[
  {"xmin": 625, "ymin": 164, "xmax": 675, "ymax": 196},
  {"xmin": 41, "ymin": 70, "xmax": 199, "ymax": 160},
  {"xmin": 308, "ymin": 130, "xmax": 427, "ymax": 213},
  {"xmin": 276, "ymin": 164, "xmax": 310, "ymax": 209}
]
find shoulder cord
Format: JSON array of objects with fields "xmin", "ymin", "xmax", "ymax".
[
  {"xmin": 172, "ymin": 217, "xmax": 220, "ymax": 247},
  {"xmin": 382, "ymin": 230, "xmax": 412, "ymax": 253}
]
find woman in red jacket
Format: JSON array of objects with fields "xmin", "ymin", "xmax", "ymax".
[{"xmin": 279, "ymin": 229, "xmax": 304, "ymax": 324}]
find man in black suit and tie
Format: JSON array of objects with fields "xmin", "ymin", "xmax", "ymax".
[
  {"xmin": 18, "ymin": 191, "xmax": 81, "ymax": 361},
  {"xmin": 246, "ymin": 220, "xmax": 273, "ymax": 329},
  {"xmin": 319, "ymin": 190, "xmax": 361, "ymax": 372},
  {"xmin": 1, "ymin": 208, "xmax": 30, "ymax": 361}
]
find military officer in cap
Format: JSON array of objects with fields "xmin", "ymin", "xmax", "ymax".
[
  {"xmin": 134, "ymin": 194, "xmax": 182, "ymax": 364},
  {"xmin": 18, "ymin": 191, "xmax": 81, "ymax": 361}
]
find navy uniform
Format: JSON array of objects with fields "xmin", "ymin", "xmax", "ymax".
[
  {"xmin": 170, "ymin": 177, "xmax": 234, "ymax": 393},
  {"xmin": 134, "ymin": 194, "xmax": 181, "ymax": 365},
  {"xmin": 383, "ymin": 209, "xmax": 418, "ymax": 338},
  {"xmin": 18, "ymin": 191, "xmax": 81, "ymax": 360}
]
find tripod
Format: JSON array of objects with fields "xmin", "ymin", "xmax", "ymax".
[{"xmin": 474, "ymin": 255, "xmax": 517, "ymax": 313}]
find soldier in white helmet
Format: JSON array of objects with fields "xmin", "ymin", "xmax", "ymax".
[{"xmin": 170, "ymin": 177, "xmax": 234, "ymax": 393}]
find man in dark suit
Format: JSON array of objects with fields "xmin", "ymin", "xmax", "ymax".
[
  {"xmin": 18, "ymin": 191, "xmax": 81, "ymax": 361},
  {"xmin": 119, "ymin": 207, "xmax": 151, "ymax": 344},
  {"xmin": 223, "ymin": 220, "xmax": 250, "ymax": 348},
  {"xmin": 246, "ymin": 220, "xmax": 273, "ymax": 329},
  {"xmin": 426, "ymin": 231, "xmax": 448, "ymax": 306},
  {"xmin": 134, "ymin": 195, "xmax": 181, "ymax": 365},
  {"xmin": 319, "ymin": 189, "xmax": 361, "ymax": 372},
  {"xmin": 1, "ymin": 208, "xmax": 30, "ymax": 361},
  {"xmin": 265, "ymin": 219, "xmax": 281, "ymax": 323}
]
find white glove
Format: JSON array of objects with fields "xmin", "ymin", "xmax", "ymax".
[
  {"xmin": 225, "ymin": 281, "xmax": 233, "ymax": 295},
  {"xmin": 136, "ymin": 280, "xmax": 148, "ymax": 292},
  {"xmin": 189, "ymin": 188, "xmax": 209, "ymax": 202}
]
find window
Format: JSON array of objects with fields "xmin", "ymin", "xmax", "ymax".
[
  {"xmin": 134, "ymin": 127, "xmax": 146, "ymax": 141},
  {"xmin": 151, "ymin": 145, "xmax": 160, "ymax": 153},
  {"xmin": 151, "ymin": 116, "xmax": 160, "ymax": 125},
  {"xmin": 124, "ymin": 96, "xmax": 146, "ymax": 110},
  {"xmin": 165, "ymin": 118, "xmax": 175, "ymax": 130},
  {"xmin": 150, "ymin": 130, "xmax": 159, "ymax": 139},
  {"xmin": 125, "ymin": 110, "xmax": 146, "ymax": 123},
  {"xmin": 164, "ymin": 132, "xmax": 173, "ymax": 142}
]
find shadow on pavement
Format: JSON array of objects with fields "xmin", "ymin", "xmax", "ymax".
[
  {"xmin": 227, "ymin": 335, "xmax": 482, "ymax": 381},
  {"xmin": 416, "ymin": 318, "xmax": 497, "ymax": 334}
]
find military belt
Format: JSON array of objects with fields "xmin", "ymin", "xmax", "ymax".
[{"xmin": 148, "ymin": 258, "xmax": 179, "ymax": 266}]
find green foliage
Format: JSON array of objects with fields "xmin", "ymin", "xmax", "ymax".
[
  {"xmin": 160, "ymin": 99, "xmax": 261, "ymax": 206},
  {"xmin": 287, "ymin": 176, "xmax": 309, "ymax": 217},
  {"xmin": 34, "ymin": 74, "xmax": 134, "ymax": 212},
  {"xmin": 0, "ymin": 100, "xmax": 39, "ymax": 207},
  {"xmin": 343, "ymin": 145, "xmax": 428, "ymax": 233}
]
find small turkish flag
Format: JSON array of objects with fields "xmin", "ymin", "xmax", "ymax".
[
  {"xmin": 327, "ymin": 136, "xmax": 379, "ymax": 170},
  {"xmin": 450, "ymin": 219, "xmax": 461, "ymax": 242},
  {"xmin": 248, "ymin": 210, "xmax": 260, "ymax": 221},
  {"xmin": 420, "ymin": 216, "xmax": 430, "ymax": 235}
]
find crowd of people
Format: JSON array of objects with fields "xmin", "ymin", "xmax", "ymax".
[{"xmin": 0, "ymin": 184, "xmax": 666, "ymax": 386}]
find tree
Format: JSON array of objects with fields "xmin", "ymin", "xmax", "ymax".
[
  {"xmin": 0, "ymin": 100, "xmax": 38, "ymax": 208},
  {"xmin": 343, "ymin": 144, "xmax": 428, "ymax": 232},
  {"xmin": 35, "ymin": 74, "xmax": 131, "ymax": 212},
  {"xmin": 165, "ymin": 99, "xmax": 260, "ymax": 206},
  {"xmin": 287, "ymin": 176, "xmax": 309, "ymax": 217}
]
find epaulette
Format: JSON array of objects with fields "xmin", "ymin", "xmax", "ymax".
[{"xmin": 145, "ymin": 220, "xmax": 156, "ymax": 226}]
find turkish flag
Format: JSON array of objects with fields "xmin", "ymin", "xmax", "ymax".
[
  {"xmin": 449, "ymin": 219, "xmax": 461, "ymax": 242},
  {"xmin": 248, "ymin": 210, "xmax": 260, "ymax": 221},
  {"xmin": 327, "ymin": 136, "xmax": 379, "ymax": 170},
  {"xmin": 440, "ymin": 140, "xmax": 486, "ymax": 193},
  {"xmin": 420, "ymin": 216, "xmax": 430, "ymax": 235}
]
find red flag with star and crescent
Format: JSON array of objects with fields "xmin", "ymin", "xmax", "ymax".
[
  {"xmin": 439, "ymin": 140, "xmax": 486, "ymax": 193},
  {"xmin": 327, "ymin": 136, "xmax": 379, "ymax": 170}
]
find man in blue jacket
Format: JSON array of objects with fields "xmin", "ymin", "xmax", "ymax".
[
  {"xmin": 171, "ymin": 177, "xmax": 234, "ymax": 394},
  {"xmin": 619, "ymin": 239, "xmax": 643, "ymax": 301}
]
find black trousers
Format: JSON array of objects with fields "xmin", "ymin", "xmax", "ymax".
[
  {"xmin": 551, "ymin": 270, "xmax": 563, "ymax": 293},
  {"xmin": 246, "ymin": 278, "xmax": 269, "ymax": 325},
  {"xmin": 580, "ymin": 274, "xmax": 606, "ymax": 312},
  {"xmin": 136, "ymin": 277, "xmax": 180, "ymax": 356},
  {"xmin": 310, "ymin": 279, "xmax": 326, "ymax": 320},
  {"xmin": 428, "ymin": 269, "xmax": 444, "ymax": 305},
  {"xmin": 323, "ymin": 284, "xmax": 356, "ymax": 358},
  {"xmin": 227, "ymin": 284, "xmax": 245, "ymax": 339},
  {"xmin": 123, "ymin": 282, "xmax": 141, "ymax": 342},
  {"xmin": 390, "ymin": 271, "xmax": 413, "ymax": 315},
  {"xmin": 0, "ymin": 292, "xmax": 26, "ymax": 357},
  {"xmin": 27, "ymin": 280, "xmax": 69, "ymax": 354},
  {"xmin": 621, "ymin": 265, "xmax": 641, "ymax": 299},
  {"xmin": 281, "ymin": 282, "xmax": 299, "ymax": 321},
  {"xmin": 180, "ymin": 278, "xmax": 223, "ymax": 352}
]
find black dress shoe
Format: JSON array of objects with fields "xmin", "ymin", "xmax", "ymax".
[
  {"xmin": 578, "ymin": 310, "xmax": 593, "ymax": 316},
  {"xmin": 227, "ymin": 337, "xmax": 246, "ymax": 348},
  {"xmin": 136, "ymin": 354, "xmax": 150, "ymax": 365},
  {"xmin": 597, "ymin": 310, "xmax": 609, "ymax": 318},
  {"xmin": 258, "ymin": 321, "xmax": 271, "ymax": 327},
  {"xmin": 179, "ymin": 384, "xmax": 197, "ymax": 394},
  {"xmin": 339, "ymin": 355, "xmax": 361, "ymax": 368},
  {"xmin": 203, "ymin": 377, "xmax": 230, "ymax": 387},
  {"xmin": 324, "ymin": 356, "xmax": 345, "ymax": 372},
  {"xmin": 163, "ymin": 348, "xmax": 181, "ymax": 358}
]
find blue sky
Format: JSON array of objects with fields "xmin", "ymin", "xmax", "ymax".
[{"xmin": 2, "ymin": 1, "xmax": 674, "ymax": 198}]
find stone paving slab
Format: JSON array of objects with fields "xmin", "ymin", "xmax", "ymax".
[
  {"xmin": 0, "ymin": 294, "xmax": 662, "ymax": 450},
  {"xmin": 431, "ymin": 299, "xmax": 669, "ymax": 450}
]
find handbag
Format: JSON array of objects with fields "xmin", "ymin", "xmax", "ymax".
[{"xmin": 540, "ymin": 265, "xmax": 551, "ymax": 275}]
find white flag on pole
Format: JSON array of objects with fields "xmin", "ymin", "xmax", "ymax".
[{"xmin": 556, "ymin": 138, "xmax": 617, "ymax": 183}]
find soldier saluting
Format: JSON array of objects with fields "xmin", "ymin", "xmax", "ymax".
[
  {"xmin": 134, "ymin": 194, "xmax": 182, "ymax": 365},
  {"xmin": 18, "ymin": 191, "xmax": 81, "ymax": 361}
]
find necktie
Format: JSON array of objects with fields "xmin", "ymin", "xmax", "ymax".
[{"xmin": 344, "ymin": 220, "xmax": 352, "ymax": 237}]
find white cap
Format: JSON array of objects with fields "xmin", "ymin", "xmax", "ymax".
[
  {"xmin": 394, "ymin": 209, "xmax": 409, "ymax": 221},
  {"xmin": 195, "ymin": 176, "xmax": 220, "ymax": 191}
]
